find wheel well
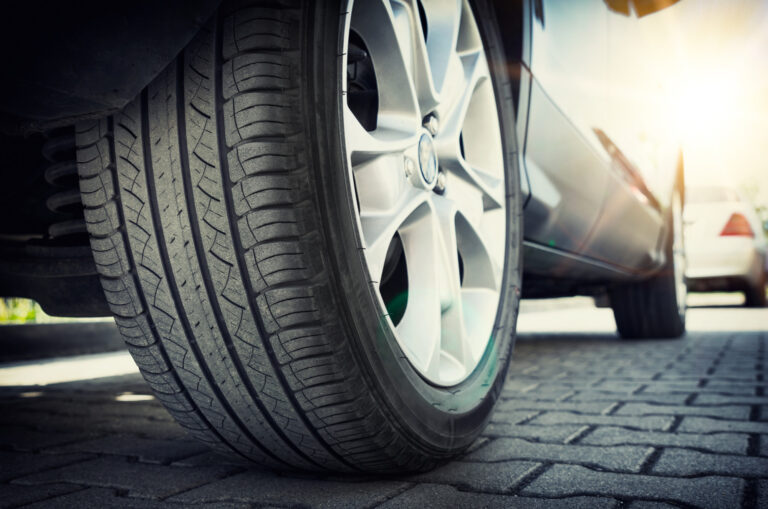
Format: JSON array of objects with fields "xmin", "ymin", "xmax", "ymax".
[{"xmin": 0, "ymin": 128, "xmax": 109, "ymax": 317}]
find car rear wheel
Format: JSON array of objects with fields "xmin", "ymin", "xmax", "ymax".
[
  {"xmin": 610, "ymin": 189, "xmax": 687, "ymax": 339},
  {"xmin": 745, "ymin": 266, "xmax": 767, "ymax": 308},
  {"xmin": 77, "ymin": 0, "xmax": 522, "ymax": 472}
]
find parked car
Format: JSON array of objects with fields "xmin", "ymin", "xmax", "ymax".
[
  {"xmin": 684, "ymin": 185, "xmax": 767, "ymax": 307},
  {"xmin": 0, "ymin": 0, "xmax": 686, "ymax": 472}
]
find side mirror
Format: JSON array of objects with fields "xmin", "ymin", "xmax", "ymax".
[
  {"xmin": 605, "ymin": 0, "xmax": 681, "ymax": 17},
  {"xmin": 604, "ymin": 0, "xmax": 630, "ymax": 16},
  {"xmin": 632, "ymin": 0, "xmax": 681, "ymax": 17}
]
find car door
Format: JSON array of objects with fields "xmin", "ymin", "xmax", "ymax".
[
  {"xmin": 578, "ymin": 0, "xmax": 684, "ymax": 271},
  {"xmin": 523, "ymin": 0, "xmax": 613, "ymax": 262},
  {"xmin": 603, "ymin": 0, "xmax": 683, "ymax": 207}
]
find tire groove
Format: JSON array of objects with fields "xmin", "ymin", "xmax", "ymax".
[
  {"xmin": 81, "ymin": 117, "xmax": 241, "ymax": 461},
  {"xmin": 214, "ymin": 9, "xmax": 358, "ymax": 472},
  {"xmin": 175, "ymin": 54, "xmax": 325, "ymax": 471},
  {"xmin": 140, "ymin": 85, "xmax": 287, "ymax": 468}
]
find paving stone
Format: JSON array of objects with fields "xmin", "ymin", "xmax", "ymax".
[
  {"xmin": 708, "ymin": 372, "xmax": 762, "ymax": 381},
  {"xmin": 677, "ymin": 416, "xmax": 768, "ymax": 434},
  {"xmin": 28, "ymin": 487, "xmax": 254, "ymax": 508},
  {"xmin": 640, "ymin": 382, "xmax": 759, "ymax": 395},
  {"xmin": 3, "ymin": 313, "xmax": 767, "ymax": 507},
  {"xmin": 497, "ymin": 399, "xmax": 613, "ymax": 414},
  {"xmin": 591, "ymin": 381, "xmax": 646, "ymax": 393},
  {"xmin": 567, "ymin": 392, "xmax": 690, "ymax": 405},
  {"xmin": 580, "ymin": 427, "xmax": 749, "ymax": 455},
  {"xmin": 603, "ymin": 372, "xmax": 660, "ymax": 381},
  {"xmin": 0, "ymin": 426, "xmax": 94, "ymax": 452},
  {"xmin": 167, "ymin": 470, "xmax": 409, "ymax": 508},
  {"xmin": 170, "ymin": 451, "xmax": 245, "ymax": 468},
  {"xmin": 463, "ymin": 437, "xmax": 491, "ymax": 455},
  {"xmin": 694, "ymin": 394, "xmax": 768, "ymax": 405},
  {"xmin": 705, "ymin": 382, "xmax": 767, "ymax": 393},
  {"xmin": 502, "ymin": 380, "xmax": 546, "ymax": 393},
  {"xmin": 481, "ymin": 423, "xmax": 583, "ymax": 442},
  {"xmin": 489, "ymin": 410, "xmax": 541, "ymax": 424},
  {"xmin": 529, "ymin": 412, "xmax": 674, "ymax": 431},
  {"xmin": 758, "ymin": 479, "xmax": 768, "ymax": 509},
  {"xmin": 615, "ymin": 403, "xmax": 751, "ymax": 420},
  {"xmin": 651, "ymin": 449, "xmax": 768, "ymax": 477},
  {"xmin": 0, "ymin": 451, "xmax": 92, "ymax": 483},
  {"xmin": 14, "ymin": 456, "xmax": 239, "ymax": 499},
  {"xmin": 404, "ymin": 460, "xmax": 540, "ymax": 493},
  {"xmin": 522, "ymin": 464, "xmax": 744, "ymax": 509},
  {"xmin": 0, "ymin": 410, "xmax": 186, "ymax": 441},
  {"xmin": 0, "ymin": 482, "xmax": 80, "ymax": 508},
  {"xmin": 48, "ymin": 435, "xmax": 208, "ymax": 464},
  {"xmin": 658, "ymin": 374, "xmax": 758, "ymax": 382},
  {"xmin": 625, "ymin": 502, "xmax": 680, "ymax": 509},
  {"xmin": 500, "ymin": 386, "xmax": 579, "ymax": 401},
  {"xmin": 465, "ymin": 438, "xmax": 651, "ymax": 473},
  {"xmin": 377, "ymin": 484, "xmax": 618, "ymax": 509}
]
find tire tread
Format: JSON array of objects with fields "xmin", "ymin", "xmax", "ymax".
[{"xmin": 78, "ymin": 1, "xmax": 430, "ymax": 473}]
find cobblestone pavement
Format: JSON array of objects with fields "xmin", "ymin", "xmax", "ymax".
[{"xmin": 0, "ymin": 301, "xmax": 767, "ymax": 508}]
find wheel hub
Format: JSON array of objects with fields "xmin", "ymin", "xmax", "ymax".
[
  {"xmin": 342, "ymin": 0, "xmax": 508, "ymax": 387},
  {"xmin": 416, "ymin": 130, "xmax": 438, "ymax": 189}
]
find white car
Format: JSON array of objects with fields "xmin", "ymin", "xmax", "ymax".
[{"xmin": 684, "ymin": 186, "xmax": 767, "ymax": 307}]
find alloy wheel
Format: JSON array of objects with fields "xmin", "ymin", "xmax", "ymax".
[{"xmin": 341, "ymin": 0, "xmax": 507, "ymax": 386}]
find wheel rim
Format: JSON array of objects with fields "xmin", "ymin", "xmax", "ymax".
[
  {"xmin": 672, "ymin": 191, "xmax": 687, "ymax": 318},
  {"xmin": 341, "ymin": 0, "xmax": 507, "ymax": 386}
]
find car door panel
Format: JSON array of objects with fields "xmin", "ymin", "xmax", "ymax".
[
  {"xmin": 522, "ymin": 0, "xmax": 674, "ymax": 273},
  {"xmin": 523, "ymin": 0, "xmax": 611, "ymax": 256},
  {"xmin": 523, "ymin": 79, "xmax": 610, "ymax": 255}
]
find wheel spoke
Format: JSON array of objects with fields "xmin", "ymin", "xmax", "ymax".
[
  {"xmin": 360, "ymin": 188, "xmax": 428, "ymax": 280},
  {"xmin": 420, "ymin": 0, "xmax": 463, "ymax": 95},
  {"xmin": 460, "ymin": 288, "xmax": 498, "ymax": 362},
  {"xmin": 453, "ymin": 56, "xmax": 505, "ymax": 185},
  {"xmin": 438, "ymin": 49, "xmax": 488, "ymax": 139},
  {"xmin": 455, "ymin": 210, "xmax": 503, "ymax": 290},
  {"xmin": 432, "ymin": 45, "xmax": 504, "ymax": 211},
  {"xmin": 441, "ymin": 154, "xmax": 505, "ymax": 211},
  {"xmin": 344, "ymin": 106, "xmax": 421, "ymax": 163},
  {"xmin": 379, "ymin": 0, "xmax": 440, "ymax": 117},
  {"xmin": 395, "ymin": 203, "xmax": 446, "ymax": 379},
  {"xmin": 431, "ymin": 197, "xmax": 471, "ymax": 380},
  {"xmin": 353, "ymin": 152, "xmax": 409, "ymax": 215},
  {"xmin": 350, "ymin": 0, "xmax": 421, "ymax": 134}
]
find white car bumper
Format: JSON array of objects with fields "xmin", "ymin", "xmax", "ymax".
[{"xmin": 686, "ymin": 237, "xmax": 762, "ymax": 282}]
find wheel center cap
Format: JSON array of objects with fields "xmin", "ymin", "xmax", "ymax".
[{"xmin": 418, "ymin": 132, "xmax": 438, "ymax": 186}]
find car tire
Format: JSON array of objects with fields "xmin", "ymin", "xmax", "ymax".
[
  {"xmin": 610, "ymin": 188, "xmax": 686, "ymax": 339},
  {"xmin": 744, "ymin": 266, "xmax": 767, "ymax": 308},
  {"xmin": 76, "ymin": 0, "xmax": 522, "ymax": 473}
]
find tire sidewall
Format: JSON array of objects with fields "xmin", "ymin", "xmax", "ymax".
[{"xmin": 306, "ymin": 0, "xmax": 522, "ymax": 452}]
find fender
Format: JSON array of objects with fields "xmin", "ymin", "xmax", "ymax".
[{"xmin": 0, "ymin": 0, "xmax": 221, "ymax": 133}]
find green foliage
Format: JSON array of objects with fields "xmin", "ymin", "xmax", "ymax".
[{"xmin": 0, "ymin": 298, "xmax": 40, "ymax": 323}]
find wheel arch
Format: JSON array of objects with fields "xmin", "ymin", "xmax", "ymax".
[{"xmin": 0, "ymin": 0, "xmax": 222, "ymax": 134}]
